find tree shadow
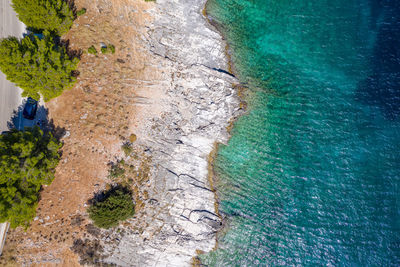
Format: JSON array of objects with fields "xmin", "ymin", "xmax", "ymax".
[
  {"xmin": 67, "ymin": 0, "xmax": 77, "ymax": 14},
  {"xmin": 6, "ymin": 99, "xmax": 66, "ymax": 142},
  {"xmin": 60, "ymin": 38, "xmax": 83, "ymax": 61},
  {"xmin": 6, "ymin": 104, "xmax": 24, "ymax": 131}
]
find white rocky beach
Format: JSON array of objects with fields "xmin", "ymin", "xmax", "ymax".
[{"xmin": 102, "ymin": 0, "xmax": 242, "ymax": 265}]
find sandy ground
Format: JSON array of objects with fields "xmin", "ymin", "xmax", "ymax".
[
  {"xmin": 0, "ymin": 0, "xmax": 25, "ymax": 132},
  {"xmin": 0, "ymin": 0, "xmax": 157, "ymax": 265}
]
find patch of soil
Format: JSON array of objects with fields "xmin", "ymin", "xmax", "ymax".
[{"xmin": 1, "ymin": 0, "xmax": 158, "ymax": 265}]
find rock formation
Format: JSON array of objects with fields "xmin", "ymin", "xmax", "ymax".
[{"xmin": 102, "ymin": 0, "xmax": 242, "ymax": 265}]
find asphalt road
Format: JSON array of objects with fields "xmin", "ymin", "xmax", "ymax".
[
  {"xmin": 0, "ymin": 0, "xmax": 25, "ymax": 256},
  {"xmin": 0, "ymin": 222, "xmax": 8, "ymax": 255},
  {"xmin": 0, "ymin": 0, "xmax": 25, "ymax": 132}
]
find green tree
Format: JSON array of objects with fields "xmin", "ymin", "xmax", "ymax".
[
  {"xmin": 11, "ymin": 0, "xmax": 75, "ymax": 35},
  {"xmin": 0, "ymin": 127, "xmax": 62, "ymax": 228},
  {"xmin": 88, "ymin": 186, "xmax": 135, "ymax": 229},
  {"xmin": 0, "ymin": 32, "xmax": 79, "ymax": 101}
]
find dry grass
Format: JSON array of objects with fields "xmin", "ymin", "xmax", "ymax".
[{"xmin": 191, "ymin": 249, "xmax": 206, "ymax": 267}]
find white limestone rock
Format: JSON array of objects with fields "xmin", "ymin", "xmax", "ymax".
[{"xmin": 100, "ymin": 0, "xmax": 242, "ymax": 266}]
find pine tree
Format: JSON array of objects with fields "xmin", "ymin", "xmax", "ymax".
[
  {"xmin": 88, "ymin": 186, "xmax": 135, "ymax": 229},
  {"xmin": 11, "ymin": 0, "xmax": 75, "ymax": 35},
  {"xmin": 0, "ymin": 32, "xmax": 79, "ymax": 101},
  {"xmin": 0, "ymin": 127, "xmax": 62, "ymax": 228}
]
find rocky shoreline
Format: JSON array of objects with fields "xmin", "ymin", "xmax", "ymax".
[
  {"xmin": 102, "ymin": 0, "xmax": 242, "ymax": 265},
  {"xmin": 0, "ymin": 0, "xmax": 241, "ymax": 265}
]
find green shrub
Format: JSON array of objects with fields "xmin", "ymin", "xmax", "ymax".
[
  {"xmin": 88, "ymin": 186, "xmax": 135, "ymax": 229},
  {"xmin": 88, "ymin": 45, "xmax": 97, "ymax": 55},
  {"xmin": 11, "ymin": 0, "xmax": 75, "ymax": 35},
  {"xmin": 71, "ymin": 238, "xmax": 104, "ymax": 265},
  {"xmin": 100, "ymin": 45, "xmax": 115, "ymax": 54},
  {"xmin": 109, "ymin": 44, "xmax": 115, "ymax": 54},
  {"xmin": 108, "ymin": 163, "xmax": 125, "ymax": 179},
  {"xmin": 0, "ymin": 127, "xmax": 62, "ymax": 228},
  {"xmin": 0, "ymin": 32, "xmax": 79, "ymax": 101},
  {"xmin": 77, "ymin": 8, "xmax": 87, "ymax": 16},
  {"xmin": 129, "ymin": 133, "xmax": 137, "ymax": 143},
  {"xmin": 121, "ymin": 143, "xmax": 133, "ymax": 156}
]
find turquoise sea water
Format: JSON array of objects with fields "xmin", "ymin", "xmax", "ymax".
[{"xmin": 203, "ymin": 0, "xmax": 400, "ymax": 265}]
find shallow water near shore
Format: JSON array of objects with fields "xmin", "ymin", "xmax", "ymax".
[{"xmin": 202, "ymin": 0, "xmax": 400, "ymax": 265}]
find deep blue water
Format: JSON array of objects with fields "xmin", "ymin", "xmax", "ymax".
[{"xmin": 202, "ymin": 0, "xmax": 400, "ymax": 265}]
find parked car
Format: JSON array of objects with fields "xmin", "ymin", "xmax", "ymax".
[{"xmin": 23, "ymin": 97, "xmax": 38, "ymax": 120}]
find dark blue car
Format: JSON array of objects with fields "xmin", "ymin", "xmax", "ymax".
[{"xmin": 23, "ymin": 97, "xmax": 38, "ymax": 120}]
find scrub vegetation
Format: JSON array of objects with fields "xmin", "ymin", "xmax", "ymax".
[
  {"xmin": 121, "ymin": 142, "xmax": 133, "ymax": 156},
  {"xmin": 108, "ymin": 162, "xmax": 126, "ymax": 179},
  {"xmin": 88, "ymin": 45, "xmax": 97, "ymax": 55},
  {"xmin": 77, "ymin": 8, "xmax": 87, "ymax": 17},
  {"xmin": 100, "ymin": 44, "xmax": 116, "ymax": 54},
  {"xmin": 0, "ymin": 127, "xmax": 62, "ymax": 228}
]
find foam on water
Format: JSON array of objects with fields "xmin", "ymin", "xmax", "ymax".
[{"xmin": 202, "ymin": 0, "xmax": 400, "ymax": 265}]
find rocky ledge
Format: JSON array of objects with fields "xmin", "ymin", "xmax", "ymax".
[{"xmin": 102, "ymin": 0, "xmax": 242, "ymax": 266}]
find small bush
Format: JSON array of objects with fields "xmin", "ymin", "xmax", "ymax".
[
  {"xmin": 88, "ymin": 186, "xmax": 135, "ymax": 229},
  {"xmin": 71, "ymin": 238, "xmax": 103, "ymax": 265},
  {"xmin": 109, "ymin": 44, "xmax": 116, "ymax": 54},
  {"xmin": 122, "ymin": 143, "xmax": 133, "ymax": 156},
  {"xmin": 77, "ymin": 8, "xmax": 87, "ymax": 16},
  {"xmin": 129, "ymin": 133, "xmax": 137, "ymax": 143},
  {"xmin": 108, "ymin": 163, "xmax": 125, "ymax": 179},
  {"xmin": 88, "ymin": 45, "xmax": 97, "ymax": 55},
  {"xmin": 100, "ymin": 44, "xmax": 115, "ymax": 54}
]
